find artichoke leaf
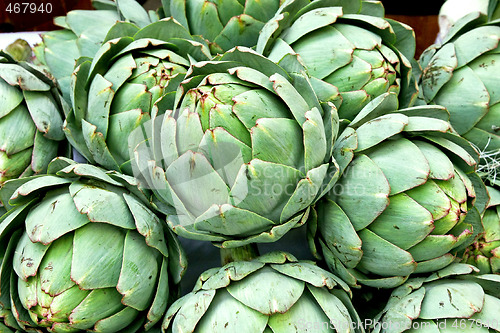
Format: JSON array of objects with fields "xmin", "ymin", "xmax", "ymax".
[
  {"xmin": 232, "ymin": 89, "xmax": 291, "ymax": 128},
  {"xmin": 25, "ymin": 189, "xmax": 89, "ymax": 244},
  {"xmin": 166, "ymin": 150, "xmax": 230, "ymax": 218},
  {"xmin": 71, "ymin": 223, "xmax": 124, "ymax": 290},
  {"xmin": 69, "ymin": 288, "xmax": 124, "ymax": 330},
  {"xmin": 31, "ymin": 131, "xmax": 59, "ymax": 174},
  {"xmin": 194, "ymin": 204, "xmax": 275, "ymax": 237},
  {"xmin": 0, "ymin": 104, "xmax": 36, "ymax": 156},
  {"xmin": 116, "ymin": 230, "xmax": 159, "ymax": 311},
  {"xmin": 81, "ymin": 119, "xmax": 121, "ymax": 171},
  {"xmin": 198, "ymin": 127, "xmax": 252, "ymax": 188},
  {"xmin": 12, "ymin": 232, "xmax": 49, "ymax": 281},
  {"xmin": 267, "ymin": 288, "xmax": 332, "ymax": 333},
  {"xmin": 419, "ymin": 280, "xmax": 484, "ymax": 319},
  {"xmin": 366, "ymin": 138, "xmax": 430, "ymax": 195},
  {"xmin": 145, "ymin": 257, "xmax": 169, "ymax": 329},
  {"xmin": 317, "ymin": 199, "xmax": 362, "ymax": 269},
  {"xmin": 0, "ymin": 63, "xmax": 50, "ymax": 91},
  {"xmin": 368, "ymin": 193, "xmax": 434, "ymax": 250},
  {"xmin": 230, "ymin": 159, "xmax": 302, "ymax": 224},
  {"xmin": 357, "ymin": 228, "xmax": 417, "ymax": 277},
  {"xmin": 414, "ymin": 254, "xmax": 456, "ymax": 274},
  {"xmin": 23, "ymin": 90, "xmax": 64, "ymax": 140},
  {"xmin": 251, "ymin": 118, "xmax": 304, "ymax": 169},
  {"xmin": 93, "ymin": 306, "xmax": 139, "ymax": 333},
  {"xmin": 282, "ymin": 7, "xmax": 343, "ymax": 45},
  {"xmin": 69, "ymin": 181, "xmax": 136, "ymax": 229},
  {"xmin": 214, "ymin": 14, "xmax": 264, "ymax": 51},
  {"xmin": 335, "ymin": 154, "xmax": 390, "ymax": 230},
  {"xmin": 354, "ymin": 113, "xmax": 408, "ymax": 152},
  {"xmin": 433, "ymin": 66, "xmax": 489, "ymax": 134},
  {"xmin": 38, "ymin": 233, "xmax": 75, "ymax": 297},
  {"xmin": 226, "ymin": 266, "xmax": 304, "ymax": 315},
  {"xmin": 0, "ymin": 78, "xmax": 23, "ymax": 117}
]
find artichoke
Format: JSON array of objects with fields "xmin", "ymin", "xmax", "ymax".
[
  {"xmin": 0, "ymin": 158, "xmax": 187, "ymax": 332},
  {"xmin": 418, "ymin": 13, "xmax": 500, "ymax": 156},
  {"xmin": 130, "ymin": 47, "xmax": 339, "ymax": 248},
  {"xmin": 308, "ymin": 92, "xmax": 488, "ymax": 288},
  {"xmin": 461, "ymin": 186, "xmax": 500, "ymax": 274},
  {"xmin": 65, "ymin": 18, "xmax": 211, "ymax": 176},
  {"xmin": 4, "ymin": 39, "xmax": 33, "ymax": 63},
  {"xmin": 372, "ymin": 263, "xmax": 500, "ymax": 333},
  {"xmin": 159, "ymin": 0, "xmax": 285, "ymax": 53},
  {"xmin": 0, "ymin": 51, "xmax": 69, "ymax": 185},
  {"xmin": 37, "ymin": 0, "xmax": 160, "ymax": 100},
  {"xmin": 162, "ymin": 251, "xmax": 364, "ymax": 332},
  {"xmin": 256, "ymin": 0, "xmax": 418, "ymax": 121}
]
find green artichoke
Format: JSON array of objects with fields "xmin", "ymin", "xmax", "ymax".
[
  {"xmin": 461, "ymin": 186, "xmax": 500, "ymax": 274},
  {"xmin": 5, "ymin": 39, "xmax": 32, "ymax": 63},
  {"xmin": 372, "ymin": 263, "xmax": 500, "ymax": 333},
  {"xmin": 159, "ymin": 0, "xmax": 285, "ymax": 53},
  {"xmin": 37, "ymin": 0, "xmax": 160, "ymax": 100},
  {"xmin": 418, "ymin": 13, "xmax": 500, "ymax": 155},
  {"xmin": 162, "ymin": 251, "xmax": 364, "ymax": 332},
  {"xmin": 256, "ymin": 0, "xmax": 418, "ymax": 121},
  {"xmin": 64, "ymin": 18, "xmax": 211, "ymax": 176},
  {"xmin": 308, "ymin": 92, "xmax": 488, "ymax": 288},
  {"xmin": 0, "ymin": 51, "xmax": 69, "ymax": 185},
  {"xmin": 130, "ymin": 47, "xmax": 339, "ymax": 247},
  {"xmin": 0, "ymin": 158, "xmax": 187, "ymax": 332}
]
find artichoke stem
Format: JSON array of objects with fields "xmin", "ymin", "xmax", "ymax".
[{"xmin": 220, "ymin": 244, "xmax": 260, "ymax": 265}]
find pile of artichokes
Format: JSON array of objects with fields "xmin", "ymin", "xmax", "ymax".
[{"xmin": 0, "ymin": 0, "xmax": 498, "ymax": 332}]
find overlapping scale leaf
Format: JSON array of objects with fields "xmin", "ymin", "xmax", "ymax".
[
  {"xmin": 309, "ymin": 93, "xmax": 487, "ymax": 288},
  {"xmin": 159, "ymin": 0, "xmax": 288, "ymax": 53},
  {"xmin": 372, "ymin": 264, "xmax": 500, "ymax": 333},
  {"xmin": 256, "ymin": 0, "xmax": 417, "ymax": 121},
  {"xmin": 162, "ymin": 252, "xmax": 364, "ymax": 332},
  {"xmin": 130, "ymin": 47, "xmax": 339, "ymax": 247},
  {"xmin": 0, "ymin": 157, "xmax": 186, "ymax": 332},
  {"xmin": 0, "ymin": 51, "xmax": 69, "ymax": 186},
  {"xmin": 418, "ymin": 13, "xmax": 500, "ymax": 180},
  {"xmin": 37, "ymin": 0, "xmax": 163, "ymax": 101},
  {"xmin": 65, "ymin": 18, "xmax": 211, "ymax": 176}
]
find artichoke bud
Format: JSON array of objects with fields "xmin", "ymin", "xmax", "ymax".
[
  {"xmin": 308, "ymin": 92, "xmax": 488, "ymax": 288},
  {"xmin": 130, "ymin": 47, "xmax": 339, "ymax": 247},
  {"xmin": 418, "ymin": 13, "xmax": 500, "ymax": 166},
  {"xmin": 257, "ymin": 0, "xmax": 418, "ymax": 121},
  {"xmin": 0, "ymin": 51, "xmax": 68, "ymax": 185},
  {"xmin": 0, "ymin": 158, "xmax": 187, "ymax": 332},
  {"xmin": 373, "ymin": 263, "xmax": 500, "ymax": 333},
  {"xmin": 162, "ymin": 251, "xmax": 365, "ymax": 333},
  {"xmin": 65, "ymin": 19, "xmax": 212, "ymax": 176}
]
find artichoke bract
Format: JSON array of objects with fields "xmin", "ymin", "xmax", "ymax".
[
  {"xmin": 159, "ymin": 0, "xmax": 285, "ymax": 53},
  {"xmin": 65, "ymin": 18, "xmax": 211, "ymax": 176},
  {"xmin": 372, "ymin": 264, "xmax": 500, "ymax": 333},
  {"xmin": 130, "ymin": 47, "xmax": 339, "ymax": 248},
  {"xmin": 418, "ymin": 13, "xmax": 500, "ymax": 156},
  {"xmin": 308, "ymin": 92, "xmax": 488, "ymax": 288},
  {"xmin": 162, "ymin": 252, "xmax": 364, "ymax": 332},
  {"xmin": 37, "ymin": 0, "xmax": 161, "ymax": 100},
  {"xmin": 0, "ymin": 51, "xmax": 69, "ymax": 185},
  {"xmin": 0, "ymin": 158, "xmax": 187, "ymax": 332},
  {"xmin": 461, "ymin": 186, "xmax": 500, "ymax": 274},
  {"xmin": 256, "ymin": 0, "xmax": 418, "ymax": 121}
]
